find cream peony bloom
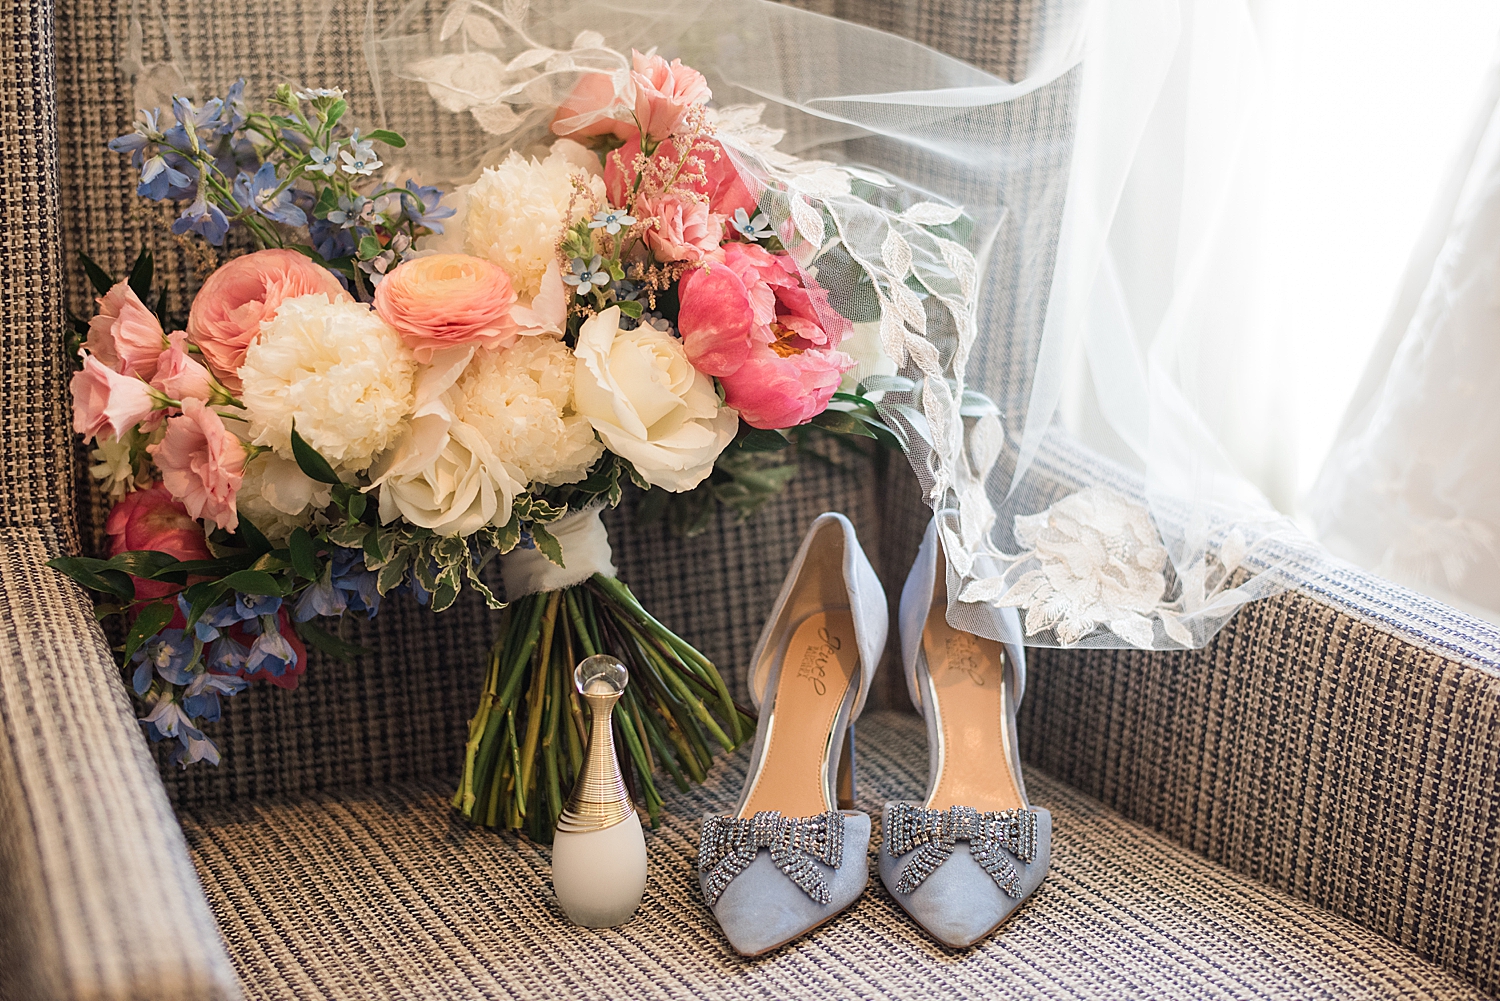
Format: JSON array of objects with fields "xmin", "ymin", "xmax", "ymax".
[
  {"xmin": 459, "ymin": 144, "xmax": 607, "ymax": 300},
  {"xmin": 240, "ymin": 294, "xmax": 416, "ymax": 472},
  {"xmin": 236, "ymin": 451, "xmax": 333, "ymax": 543},
  {"xmin": 458, "ymin": 337, "xmax": 603, "ymax": 487},
  {"xmin": 573, "ymin": 306, "xmax": 738, "ymax": 491},
  {"xmin": 371, "ymin": 421, "xmax": 524, "ymax": 538}
]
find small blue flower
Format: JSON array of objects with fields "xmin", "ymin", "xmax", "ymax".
[
  {"xmin": 218, "ymin": 79, "xmax": 249, "ymax": 135},
  {"xmin": 731, "ymin": 207, "xmax": 774, "ymax": 242},
  {"xmin": 108, "ymin": 108, "xmax": 165, "ymax": 161},
  {"xmin": 589, "ymin": 208, "xmax": 637, "ymax": 235},
  {"xmin": 310, "ymin": 219, "xmax": 357, "ymax": 260},
  {"xmin": 182, "ymin": 670, "xmax": 248, "ymax": 723},
  {"xmin": 141, "ymin": 692, "xmax": 193, "ymax": 740},
  {"xmin": 308, "ymin": 140, "xmax": 341, "ymax": 176},
  {"xmin": 205, "ymin": 636, "xmax": 250, "ymax": 673},
  {"xmin": 295, "ymin": 87, "xmax": 346, "ymax": 101},
  {"xmin": 212, "ymin": 135, "xmax": 259, "ymax": 182},
  {"xmin": 163, "ymin": 95, "xmax": 225, "ymax": 152},
  {"xmin": 132, "ymin": 629, "xmax": 197, "ymax": 693},
  {"xmin": 247, "ymin": 620, "xmax": 297, "ymax": 677},
  {"xmin": 172, "ymin": 194, "xmax": 230, "ymax": 246},
  {"xmin": 136, "ymin": 153, "xmax": 195, "ymax": 201},
  {"xmin": 234, "ymin": 162, "xmax": 308, "ymax": 227},
  {"xmin": 235, "ymin": 591, "xmax": 283, "ymax": 620},
  {"xmin": 169, "ymin": 725, "xmax": 222, "ymax": 767},
  {"xmin": 401, "ymin": 179, "xmax": 456, "ymax": 233},
  {"xmin": 327, "ymin": 194, "xmax": 372, "ymax": 229},
  {"xmin": 563, "ymin": 255, "xmax": 612, "ymax": 297},
  {"xmin": 339, "ymin": 132, "xmax": 382, "ymax": 176}
]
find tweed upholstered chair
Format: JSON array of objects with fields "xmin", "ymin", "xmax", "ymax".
[{"xmin": 2, "ymin": 0, "xmax": 1498, "ymax": 999}]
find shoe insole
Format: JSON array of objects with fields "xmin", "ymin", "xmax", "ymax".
[
  {"xmin": 923, "ymin": 601, "xmax": 1025, "ymax": 813},
  {"xmin": 740, "ymin": 610, "xmax": 860, "ymax": 819}
]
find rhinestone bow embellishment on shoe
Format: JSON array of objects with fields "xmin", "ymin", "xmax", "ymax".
[
  {"xmin": 886, "ymin": 804, "xmax": 1039, "ymax": 895},
  {"xmin": 699, "ymin": 811, "xmax": 845, "ymax": 905}
]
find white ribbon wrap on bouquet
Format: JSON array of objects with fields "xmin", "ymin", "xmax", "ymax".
[{"xmin": 501, "ymin": 506, "xmax": 618, "ymax": 598}]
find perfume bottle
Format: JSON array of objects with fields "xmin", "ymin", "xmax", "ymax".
[{"xmin": 551, "ymin": 655, "xmax": 648, "ymax": 927}]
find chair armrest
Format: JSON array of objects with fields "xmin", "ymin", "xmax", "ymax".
[
  {"xmin": 0, "ymin": 527, "xmax": 240, "ymax": 1001},
  {"xmin": 1023, "ymin": 548, "xmax": 1500, "ymax": 996}
]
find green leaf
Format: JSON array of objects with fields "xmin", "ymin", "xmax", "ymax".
[
  {"xmin": 294, "ymin": 618, "xmax": 374, "ymax": 661},
  {"xmin": 77, "ymin": 250, "xmax": 115, "ymax": 295},
  {"xmin": 366, "ymin": 128, "xmax": 406, "ymax": 148},
  {"xmin": 376, "ymin": 547, "xmax": 412, "ymax": 595},
  {"xmin": 492, "ymin": 512, "xmax": 522, "ymax": 555},
  {"xmin": 322, "ymin": 99, "xmax": 348, "ymax": 131},
  {"xmin": 290, "ymin": 424, "xmax": 342, "ymax": 485},
  {"xmin": 47, "ymin": 556, "xmax": 135, "ymax": 601},
  {"xmin": 236, "ymin": 516, "xmax": 273, "ymax": 555},
  {"xmin": 106, "ymin": 550, "xmax": 181, "ymax": 579},
  {"xmin": 357, "ymin": 235, "xmax": 383, "ymax": 261},
  {"xmin": 530, "ymin": 523, "xmax": 565, "ymax": 568},
  {"xmin": 123, "ymin": 602, "xmax": 176, "ymax": 663},
  {"xmin": 362, "ymin": 525, "xmax": 386, "ymax": 564},
  {"xmin": 326, "ymin": 521, "xmax": 370, "ymax": 548},
  {"xmin": 250, "ymin": 552, "xmax": 291, "ymax": 573},
  {"xmin": 735, "ymin": 428, "xmax": 789, "ymax": 452},
  {"xmin": 312, "ymin": 186, "xmax": 341, "ymax": 220},
  {"xmin": 810, "ymin": 410, "xmax": 877, "ymax": 438},
  {"xmin": 218, "ymin": 569, "xmax": 284, "ymax": 596},
  {"xmin": 289, "ymin": 528, "xmax": 320, "ymax": 581},
  {"xmin": 616, "ymin": 299, "xmax": 643, "ymax": 319},
  {"xmin": 93, "ymin": 603, "xmax": 123, "ymax": 621},
  {"xmin": 181, "ymin": 580, "xmax": 228, "ymax": 631},
  {"xmin": 127, "ymin": 249, "xmax": 153, "ymax": 302},
  {"xmin": 347, "ymin": 490, "xmax": 368, "ymax": 522}
]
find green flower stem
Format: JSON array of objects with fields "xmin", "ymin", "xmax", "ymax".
[
  {"xmin": 620, "ymin": 617, "xmax": 735, "ymax": 753},
  {"xmin": 453, "ymin": 640, "xmax": 504, "ymax": 812},
  {"xmin": 564, "ymin": 589, "xmax": 596, "ymax": 658},
  {"xmin": 516, "ymin": 590, "xmax": 562, "ymax": 812},
  {"xmin": 496, "ymin": 593, "xmax": 547, "ymax": 709}
]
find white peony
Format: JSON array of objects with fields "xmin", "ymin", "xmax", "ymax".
[
  {"xmin": 236, "ymin": 451, "xmax": 332, "ymax": 543},
  {"xmin": 573, "ymin": 306, "xmax": 738, "ymax": 492},
  {"xmin": 457, "ymin": 337, "xmax": 603, "ymax": 487},
  {"xmin": 371, "ymin": 421, "xmax": 524, "ymax": 538},
  {"xmin": 240, "ymin": 294, "xmax": 416, "ymax": 472},
  {"xmin": 458, "ymin": 144, "xmax": 607, "ymax": 300}
]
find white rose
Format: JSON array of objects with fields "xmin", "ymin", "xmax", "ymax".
[
  {"xmin": 370, "ymin": 420, "xmax": 524, "ymax": 538},
  {"xmin": 837, "ymin": 319, "xmax": 898, "ymax": 400},
  {"xmin": 236, "ymin": 452, "xmax": 332, "ymax": 543},
  {"xmin": 572, "ymin": 306, "xmax": 738, "ymax": 492}
]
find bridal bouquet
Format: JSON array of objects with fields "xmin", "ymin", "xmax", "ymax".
[{"xmin": 52, "ymin": 43, "xmax": 912, "ymax": 839}]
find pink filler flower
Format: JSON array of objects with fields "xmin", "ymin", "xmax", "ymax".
[
  {"xmin": 677, "ymin": 243, "xmax": 854, "ymax": 429},
  {"xmin": 148, "ymin": 398, "xmax": 246, "ymax": 533},
  {"xmin": 87, "ymin": 282, "xmax": 168, "ymax": 381},
  {"xmin": 629, "ymin": 49, "xmax": 711, "ymax": 142},
  {"xmin": 71, "ymin": 353, "xmax": 157, "ymax": 442},
  {"xmin": 637, "ymin": 191, "xmax": 724, "ymax": 263}
]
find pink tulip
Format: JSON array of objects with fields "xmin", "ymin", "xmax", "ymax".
[
  {"xmin": 148, "ymin": 398, "xmax": 245, "ymax": 533},
  {"xmin": 678, "ymin": 244, "xmax": 854, "ymax": 429},
  {"xmin": 550, "ymin": 71, "xmax": 638, "ymax": 143},
  {"xmin": 151, "ymin": 331, "xmax": 215, "ymax": 403},
  {"xmin": 373, "ymin": 253, "xmax": 519, "ymax": 362},
  {"xmin": 630, "ymin": 49, "xmax": 710, "ymax": 142},
  {"xmin": 188, "ymin": 249, "xmax": 349, "ymax": 393},
  {"xmin": 637, "ymin": 191, "xmax": 724, "ymax": 263},
  {"xmin": 71, "ymin": 353, "xmax": 158, "ymax": 442},
  {"xmin": 87, "ymin": 282, "xmax": 168, "ymax": 381}
]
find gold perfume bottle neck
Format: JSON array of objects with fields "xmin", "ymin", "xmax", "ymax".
[{"xmin": 557, "ymin": 661, "xmax": 636, "ymax": 833}]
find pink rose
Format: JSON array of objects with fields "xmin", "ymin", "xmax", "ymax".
[
  {"xmin": 630, "ymin": 49, "xmax": 710, "ymax": 142},
  {"xmin": 551, "ymin": 71, "xmax": 638, "ymax": 143},
  {"xmin": 677, "ymin": 243, "xmax": 854, "ymax": 429},
  {"xmin": 374, "ymin": 253, "xmax": 519, "ymax": 362},
  {"xmin": 147, "ymin": 398, "xmax": 246, "ymax": 533},
  {"xmin": 87, "ymin": 282, "xmax": 168, "ymax": 380},
  {"xmin": 605, "ymin": 135, "xmax": 758, "ymax": 221},
  {"xmin": 188, "ymin": 249, "xmax": 348, "ymax": 393},
  {"xmin": 151, "ymin": 331, "xmax": 214, "ymax": 403},
  {"xmin": 106, "ymin": 482, "xmax": 213, "ymax": 602},
  {"xmin": 638, "ymin": 191, "xmax": 723, "ymax": 263},
  {"xmin": 71, "ymin": 354, "xmax": 158, "ymax": 442}
]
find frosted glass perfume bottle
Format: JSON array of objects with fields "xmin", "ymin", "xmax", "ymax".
[{"xmin": 551, "ymin": 655, "xmax": 648, "ymax": 927}]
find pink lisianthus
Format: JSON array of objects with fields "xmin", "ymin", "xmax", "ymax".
[
  {"xmin": 629, "ymin": 49, "xmax": 711, "ymax": 142},
  {"xmin": 106, "ymin": 482, "xmax": 213, "ymax": 603},
  {"xmin": 87, "ymin": 282, "xmax": 168, "ymax": 381},
  {"xmin": 187, "ymin": 249, "xmax": 349, "ymax": 393},
  {"xmin": 550, "ymin": 71, "xmax": 637, "ymax": 143},
  {"xmin": 373, "ymin": 253, "xmax": 520, "ymax": 362},
  {"xmin": 604, "ymin": 135, "xmax": 758, "ymax": 221},
  {"xmin": 151, "ymin": 331, "xmax": 215, "ymax": 403},
  {"xmin": 71, "ymin": 353, "xmax": 159, "ymax": 442},
  {"xmin": 677, "ymin": 243, "xmax": 854, "ymax": 429},
  {"xmin": 147, "ymin": 398, "xmax": 245, "ymax": 533},
  {"xmin": 637, "ymin": 191, "xmax": 724, "ymax": 263}
]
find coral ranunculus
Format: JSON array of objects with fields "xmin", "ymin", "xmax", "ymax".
[
  {"xmin": 148, "ymin": 398, "xmax": 246, "ymax": 533},
  {"xmin": 87, "ymin": 282, "xmax": 168, "ymax": 380},
  {"xmin": 106, "ymin": 482, "xmax": 213, "ymax": 602},
  {"xmin": 550, "ymin": 71, "xmax": 637, "ymax": 143},
  {"xmin": 187, "ymin": 248, "xmax": 349, "ymax": 392},
  {"xmin": 374, "ymin": 253, "xmax": 519, "ymax": 362},
  {"xmin": 629, "ymin": 49, "xmax": 710, "ymax": 142},
  {"xmin": 604, "ymin": 134, "xmax": 757, "ymax": 222},
  {"xmin": 677, "ymin": 243, "xmax": 854, "ymax": 429}
]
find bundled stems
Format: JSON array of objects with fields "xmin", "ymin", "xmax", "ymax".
[{"xmin": 454, "ymin": 575, "xmax": 752, "ymax": 843}]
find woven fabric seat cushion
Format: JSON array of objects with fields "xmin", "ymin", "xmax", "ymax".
[{"xmin": 178, "ymin": 712, "xmax": 1484, "ymax": 1001}]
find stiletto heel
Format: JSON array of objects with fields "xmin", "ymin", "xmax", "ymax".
[
  {"xmin": 697, "ymin": 513, "xmax": 887, "ymax": 956},
  {"xmin": 879, "ymin": 511, "xmax": 1052, "ymax": 948}
]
